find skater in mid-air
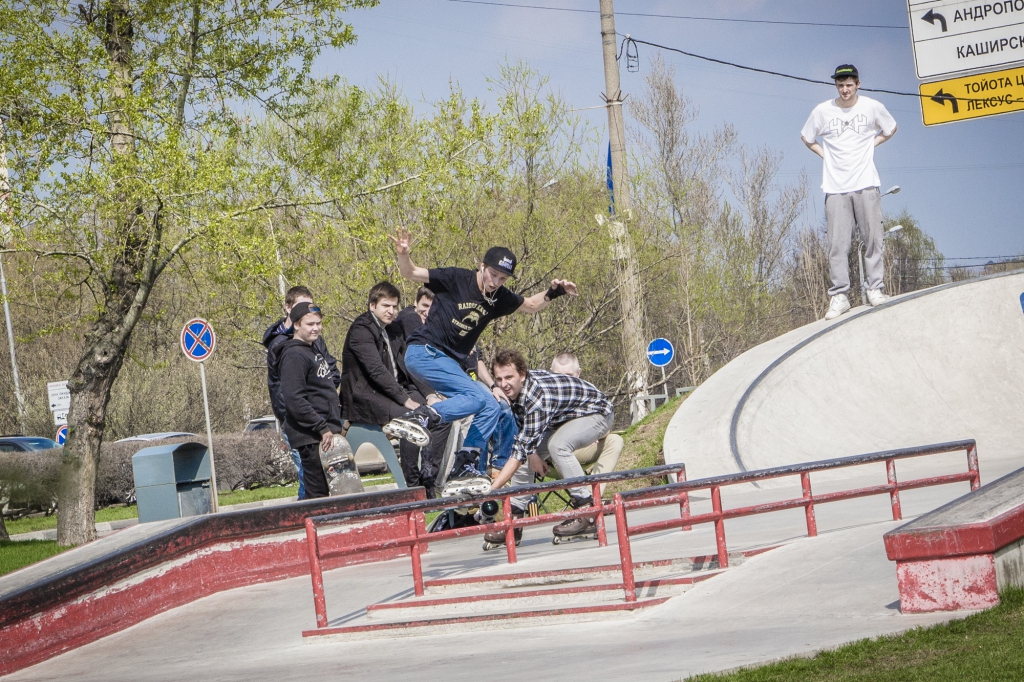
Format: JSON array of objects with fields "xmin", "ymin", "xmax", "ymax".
[
  {"xmin": 801, "ymin": 63, "xmax": 897, "ymax": 320},
  {"xmin": 480, "ymin": 348, "xmax": 615, "ymax": 548},
  {"xmin": 383, "ymin": 226, "xmax": 578, "ymax": 498}
]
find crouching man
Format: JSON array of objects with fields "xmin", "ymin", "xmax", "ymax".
[
  {"xmin": 278, "ymin": 302, "xmax": 343, "ymax": 498},
  {"xmin": 484, "ymin": 348, "xmax": 615, "ymax": 548}
]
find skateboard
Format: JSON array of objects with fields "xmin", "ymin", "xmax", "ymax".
[{"xmin": 320, "ymin": 435, "xmax": 364, "ymax": 496}]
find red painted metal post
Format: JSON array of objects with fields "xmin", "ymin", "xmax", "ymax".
[
  {"xmin": 678, "ymin": 467, "xmax": 691, "ymax": 532},
  {"xmin": 304, "ymin": 519, "xmax": 328, "ymax": 628},
  {"xmin": 711, "ymin": 485, "xmax": 729, "ymax": 568},
  {"xmin": 503, "ymin": 496, "xmax": 518, "ymax": 565},
  {"xmin": 408, "ymin": 513, "xmax": 424, "ymax": 597},
  {"xmin": 886, "ymin": 458, "xmax": 903, "ymax": 521},
  {"xmin": 967, "ymin": 443, "xmax": 981, "ymax": 491},
  {"xmin": 593, "ymin": 481, "xmax": 608, "ymax": 547},
  {"xmin": 612, "ymin": 494, "xmax": 636, "ymax": 603},
  {"xmin": 801, "ymin": 472, "xmax": 818, "ymax": 537}
]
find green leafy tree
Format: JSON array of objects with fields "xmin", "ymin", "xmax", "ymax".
[{"xmin": 0, "ymin": 0, "xmax": 376, "ymax": 545}]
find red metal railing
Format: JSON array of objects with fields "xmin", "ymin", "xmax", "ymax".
[
  {"xmin": 612, "ymin": 440, "xmax": 980, "ymax": 602},
  {"xmin": 304, "ymin": 463, "xmax": 688, "ymax": 629}
]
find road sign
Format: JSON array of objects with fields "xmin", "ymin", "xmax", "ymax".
[
  {"xmin": 180, "ymin": 318, "xmax": 216, "ymax": 362},
  {"xmin": 908, "ymin": 0, "xmax": 1024, "ymax": 79},
  {"xmin": 920, "ymin": 64, "xmax": 1024, "ymax": 124},
  {"xmin": 55, "ymin": 425, "xmax": 68, "ymax": 445},
  {"xmin": 47, "ymin": 380, "xmax": 69, "ymax": 412},
  {"xmin": 1019, "ymin": 291, "xmax": 1023, "ymax": 314},
  {"xmin": 53, "ymin": 410, "xmax": 67, "ymax": 426},
  {"xmin": 646, "ymin": 338, "xmax": 675, "ymax": 367}
]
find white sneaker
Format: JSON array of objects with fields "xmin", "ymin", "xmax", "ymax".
[
  {"xmin": 866, "ymin": 289, "xmax": 890, "ymax": 307},
  {"xmin": 824, "ymin": 294, "xmax": 851, "ymax": 320}
]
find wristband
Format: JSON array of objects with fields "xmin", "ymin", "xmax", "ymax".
[
  {"xmin": 545, "ymin": 283, "xmax": 567, "ymax": 301},
  {"xmin": 490, "ymin": 383, "xmax": 499, "ymax": 391}
]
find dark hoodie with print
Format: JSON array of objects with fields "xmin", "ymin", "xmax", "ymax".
[
  {"xmin": 263, "ymin": 318, "xmax": 340, "ymax": 424},
  {"xmin": 277, "ymin": 338, "xmax": 344, "ymax": 448}
]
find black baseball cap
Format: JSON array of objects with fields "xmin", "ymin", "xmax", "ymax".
[
  {"xmin": 831, "ymin": 64, "xmax": 859, "ymax": 80},
  {"xmin": 289, "ymin": 301, "xmax": 322, "ymax": 323},
  {"xmin": 483, "ymin": 246, "xmax": 517, "ymax": 277}
]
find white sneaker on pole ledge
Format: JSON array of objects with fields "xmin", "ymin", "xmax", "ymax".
[
  {"xmin": 866, "ymin": 288, "xmax": 890, "ymax": 307},
  {"xmin": 824, "ymin": 293, "xmax": 851, "ymax": 321}
]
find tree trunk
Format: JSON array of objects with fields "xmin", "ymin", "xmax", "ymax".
[
  {"xmin": 56, "ymin": 321, "xmax": 132, "ymax": 545},
  {"xmin": 0, "ymin": 514, "xmax": 9, "ymax": 541}
]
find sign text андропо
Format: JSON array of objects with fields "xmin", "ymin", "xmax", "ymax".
[
  {"xmin": 919, "ymin": 63, "xmax": 1024, "ymax": 123},
  {"xmin": 909, "ymin": 0, "xmax": 1024, "ymax": 78},
  {"xmin": 46, "ymin": 380, "xmax": 70, "ymax": 412}
]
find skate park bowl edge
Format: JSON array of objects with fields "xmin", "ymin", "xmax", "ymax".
[{"xmin": 664, "ymin": 270, "xmax": 1024, "ymax": 482}]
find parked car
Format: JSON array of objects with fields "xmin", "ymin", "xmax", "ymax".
[
  {"xmin": 113, "ymin": 431, "xmax": 198, "ymax": 443},
  {"xmin": 243, "ymin": 416, "xmax": 278, "ymax": 433},
  {"xmin": 0, "ymin": 436, "xmax": 61, "ymax": 452}
]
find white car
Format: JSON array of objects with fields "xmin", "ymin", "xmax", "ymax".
[{"xmin": 114, "ymin": 431, "xmax": 198, "ymax": 443}]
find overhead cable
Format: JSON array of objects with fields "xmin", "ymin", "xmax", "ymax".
[{"xmin": 444, "ymin": 0, "xmax": 907, "ymax": 30}]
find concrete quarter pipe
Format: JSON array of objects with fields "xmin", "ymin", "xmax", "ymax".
[{"xmin": 664, "ymin": 271, "xmax": 1024, "ymax": 480}]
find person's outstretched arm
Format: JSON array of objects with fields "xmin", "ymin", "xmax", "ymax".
[
  {"xmin": 389, "ymin": 227, "xmax": 430, "ymax": 283},
  {"xmin": 517, "ymin": 278, "xmax": 578, "ymax": 315}
]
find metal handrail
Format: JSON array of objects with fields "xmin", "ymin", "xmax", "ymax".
[{"xmin": 611, "ymin": 439, "xmax": 980, "ymax": 602}]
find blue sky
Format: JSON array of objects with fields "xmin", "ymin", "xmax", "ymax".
[{"xmin": 319, "ymin": 0, "xmax": 1024, "ymax": 261}]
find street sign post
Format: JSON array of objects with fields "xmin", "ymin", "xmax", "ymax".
[
  {"xmin": 47, "ymin": 380, "xmax": 69, "ymax": 426},
  {"xmin": 646, "ymin": 338, "xmax": 675, "ymax": 407},
  {"xmin": 908, "ymin": 0, "xmax": 1024, "ymax": 79},
  {"xmin": 920, "ymin": 64, "xmax": 1024, "ymax": 124},
  {"xmin": 180, "ymin": 318, "xmax": 219, "ymax": 512},
  {"xmin": 55, "ymin": 425, "xmax": 68, "ymax": 446}
]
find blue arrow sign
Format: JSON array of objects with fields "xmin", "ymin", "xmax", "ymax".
[
  {"xmin": 56, "ymin": 425, "xmax": 68, "ymax": 446},
  {"xmin": 646, "ymin": 338, "xmax": 674, "ymax": 367},
  {"xmin": 180, "ymin": 318, "xmax": 216, "ymax": 362},
  {"xmin": 1020, "ymin": 292, "xmax": 1023, "ymax": 316}
]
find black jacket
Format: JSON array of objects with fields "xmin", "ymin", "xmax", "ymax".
[
  {"xmin": 340, "ymin": 311, "xmax": 424, "ymax": 426},
  {"xmin": 278, "ymin": 338, "xmax": 343, "ymax": 448},
  {"xmin": 263, "ymin": 318, "xmax": 340, "ymax": 423}
]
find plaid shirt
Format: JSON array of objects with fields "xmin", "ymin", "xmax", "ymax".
[{"xmin": 510, "ymin": 370, "xmax": 614, "ymax": 463}]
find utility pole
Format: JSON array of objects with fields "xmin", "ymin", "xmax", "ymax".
[
  {"xmin": 0, "ymin": 121, "xmax": 26, "ymax": 434},
  {"xmin": 598, "ymin": 0, "xmax": 649, "ymax": 422}
]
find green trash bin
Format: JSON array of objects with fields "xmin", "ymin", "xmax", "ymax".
[{"xmin": 132, "ymin": 442, "xmax": 213, "ymax": 523}]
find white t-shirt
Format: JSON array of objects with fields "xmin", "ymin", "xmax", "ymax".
[{"xmin": 801, "ymin": 95, "xmax": 896, "ymax": 194}]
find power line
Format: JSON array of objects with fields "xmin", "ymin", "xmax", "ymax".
[
  {"xmin": 624, "ymin": 36, "xmax": 1024, "ymax": 105},
  {"xmin": 444, "ymin": 0, "xmax": 908, "ymax": 30}
]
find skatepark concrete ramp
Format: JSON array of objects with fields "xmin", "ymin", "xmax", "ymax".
[{"xmin": 664, "ymin": 271, "xmax": 1024, "ymax": 481}]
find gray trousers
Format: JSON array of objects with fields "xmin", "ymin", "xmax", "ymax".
[
  {"xmin": 825, "ymin": 187, "xmax": 884, "ymax": 297},
  {"xmin": 509, "ymin": 412, "xmax": 615, "ymax": 510}
]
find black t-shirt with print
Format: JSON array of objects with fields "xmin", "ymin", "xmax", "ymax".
[{"xmin": 408, "ymin": 267, "xmax": 524, "ymax": 360}]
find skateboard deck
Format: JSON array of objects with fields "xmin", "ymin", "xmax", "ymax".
[{"xmin": 320, "ymin": 436, "xmax": 364, "ymax": 496}]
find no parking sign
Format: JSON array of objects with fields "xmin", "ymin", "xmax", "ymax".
[
  {"xmin": 180, "ymin": 318, "xmax": 216, "ymax": 362},
  {"xmin": 180, "ymin": 317, "xmax": 219, "ymax": 511},
  {"xmin": 55, "ymin": 424, "xmax": 68, "ymax": 445}
]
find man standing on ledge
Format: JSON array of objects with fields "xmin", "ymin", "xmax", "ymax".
[
  {"xmin": 801, "ymin": 64, "xmax": 897, "ymax": 320},
  {"xmin": 383, "ymin": 227, "xmax": 578, "ymax": 497}
]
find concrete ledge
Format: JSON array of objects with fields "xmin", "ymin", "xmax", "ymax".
[
  {"xmin": 0, "ymin": 487, "xmax": 424, "ymax": 676},
  {"xmin": 885, "ymin": 466, "xmax": 1024, "ymax": 613}
]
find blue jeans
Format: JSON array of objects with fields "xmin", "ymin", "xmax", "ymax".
[
  {"xmin": 281, "ymin": 431, "xmax": 306, "ymax": 500},
  {"xmin": 479, "ymin": 400, "xmax": 518, "ymax": 472},
  {"xmin": 405, "ymin": 344, "xmax": 503, "ymax": 458}
]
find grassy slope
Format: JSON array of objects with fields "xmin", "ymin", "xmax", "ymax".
[
  {"xmin": 0, "ymin": 540, "xmax": 69, "ymax": 576},
  {"xmin": 605, "ymin": 396, "xmax": 684, "ymax": 495},
  {"xmin": 685, "ymin": 587, "xmax": 1024, "ymax": 681}
]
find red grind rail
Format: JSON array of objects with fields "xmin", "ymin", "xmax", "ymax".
[
  {"xmin": 613, "ymin": 440, "xmax": 980, "ymax": 602},
  {"xmin": 304, "ymin": 463, "xmax": 689, "ymax": 629},
  {"xmin": 303, "ymin": 440, "xmax": 978, "ymax": 630}
]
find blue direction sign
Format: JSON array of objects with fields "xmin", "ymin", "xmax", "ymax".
[
  {"xmin": 56, "ymin": 425, "xmax": 68, "ymax": 446},
  {"xmin": 1019, "ymin": 292, "xmax": 1023, "ymax": 315},
  {"xmin": 646, "ymin": 338, "xmax": 674, "ymax": 367},
  {"xmin": 180, "ymin": 318, "xmax": 216, "ymax": 363}
]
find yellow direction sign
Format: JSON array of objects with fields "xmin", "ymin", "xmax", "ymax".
[{"xmin": 920, "ymin": 64, "xmax": 1024, "ymax": 125}]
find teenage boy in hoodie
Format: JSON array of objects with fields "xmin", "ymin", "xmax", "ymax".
[
  {"xmin": 263, "ymin": 285, "xmax": 340, "ymax": 498},
  {"xmin": 383, "ymin": 226, "xmax": 578, "ymax": 497},
  {"xmin": 340, "ymin": 281, "xmax": 437, "ymax": 495},
  {"xmin": 278, "ymin": 302, "xmax": 343, "ymax": 499}
]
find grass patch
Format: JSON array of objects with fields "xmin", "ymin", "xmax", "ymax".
[
  {"xmin": 0, "ymin": 540, "xmax": 70, "ymax": 577},
  {"xmin": 5, "ymin": 505, "xmax": 142, "ymax": 535},
  {"xmin": 218, "ymin": 484, "xmax": 298, "ymax": 506},
  {"xmin": 684, "ymin": 587, "xmax": 1024, "ymax": 681},
  {"xmin": 605, "ymin": 395, "xmax": 685, "ymax": 495}
]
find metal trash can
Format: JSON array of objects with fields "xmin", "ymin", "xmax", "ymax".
[{"xmin": 132, "ymin": 442, "xmax": 214, "ymax": 523}]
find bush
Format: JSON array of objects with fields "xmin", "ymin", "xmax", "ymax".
[{"xmin": 0, "ymin": 430, "xmax": 295, "ymax": 515}]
